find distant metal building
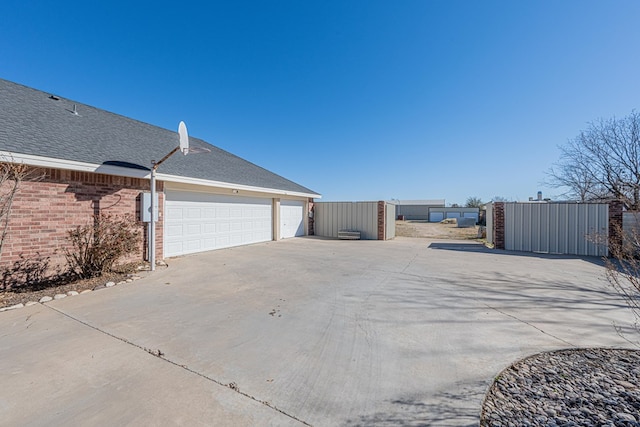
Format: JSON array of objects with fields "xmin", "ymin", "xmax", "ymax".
[
  {"xmin": 396, "ymin": 199, "xmax": 445, "ymax": 220},
  {"xmin": 395, "ymin": 200, "xmax": 479, "ymax": 222},
  {"xmin": 427, "ymin": 207, "xmax": 480, "ymax": 223}
]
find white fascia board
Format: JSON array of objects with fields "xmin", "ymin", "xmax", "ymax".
[
  {"xmin": 156, "ymin": 172, "xmax": 321, "ymax": 199},
  {"xmin": 1, "ymin": 151, "xmax": 321, "ymax": 199}
]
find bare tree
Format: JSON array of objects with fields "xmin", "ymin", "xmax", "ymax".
[
  {"xmin": 465, "ymin": 196, "xmax": 483, "ymax": 208},
  {"xmin": 491, "ymin": 196, "xmax": 510, "ymax": 202},
  {"xmin": 547, "ymin": 149, "xmax": 604, "ymax": 201},
  {"xmin": 548, "ymin": 111, "xmax": 640, "ymax": 209}
]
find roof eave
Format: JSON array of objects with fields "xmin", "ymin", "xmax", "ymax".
[
  {"xmin": 157, "ymin": 172, "xmax": 321, "ymax": 199},
  {"xmin": 1, "ymin": 151, "xmax": 321, "ymax": 199}
]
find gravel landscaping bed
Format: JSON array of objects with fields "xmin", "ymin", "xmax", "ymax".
[
  {"xmin": 0, "ymin": 262, "xmax": 153, "ymax": 310},
  {"xmin": 481, "ymin": 348, "xmax": 640, "ymax": 426}
]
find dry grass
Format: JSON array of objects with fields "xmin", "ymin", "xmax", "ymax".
[{"xmin": 395, "ymin": 220, "xmax": 482, "ymax": 240}]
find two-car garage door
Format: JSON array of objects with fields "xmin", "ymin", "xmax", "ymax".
[
  {"xmin": 164, "ymin": 190, "xmax": 273, "ymax": 257},
  {"xmin": 164, "ymin": 190, "xmax": 306, "ymax": 257}
]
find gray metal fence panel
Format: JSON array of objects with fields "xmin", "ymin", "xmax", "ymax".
[
  {"xmin": 314, "ymin": 202, "xmax": 379, "ymax": 239},
  {"xmin": 504, "ymin": 203, "xmax": 608, "ymax": 256},
  {"xmin": 386, "ymin": 203, "xmax": 396, "ymax": 239}
]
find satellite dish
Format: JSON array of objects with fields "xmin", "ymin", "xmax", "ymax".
[{"xmin": 178, "ymin": 121, "xmax": 189, "ymax": 155}]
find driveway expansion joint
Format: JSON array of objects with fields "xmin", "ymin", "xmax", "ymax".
[
  {"xmin": 43, "ymin": 304, "xmax": 313, "ymax": 426},
  {"xmin": 483, "ymin": 303, "xmax": 576, "ymax": 347}
]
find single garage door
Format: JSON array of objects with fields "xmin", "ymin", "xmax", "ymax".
[
  {"xmin": 164, "ymin": 190, "xmax": 272, "ymax": 257},
  {"xmin": 280, "ymin": 200, "xmax": 305, "ymax": 239}
]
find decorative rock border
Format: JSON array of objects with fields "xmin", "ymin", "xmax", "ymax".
[
  {"xmin": 0, "ymin": 274, "xmax": 144, "ymax": 313},
  {"xmin": 481, "ymin": 348, "xmax": 640, "ymax": 426}
]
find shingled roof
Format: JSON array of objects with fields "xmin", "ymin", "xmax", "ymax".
[{"xmin": 0, "ymin": 78, "xmax": 319, "ymax": 197}]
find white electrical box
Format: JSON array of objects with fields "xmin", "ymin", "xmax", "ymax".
[{"xmin": 140, "ymin": 192, "xmax": 159, "ymax": 222}]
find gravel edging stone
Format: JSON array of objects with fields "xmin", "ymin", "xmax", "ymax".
[{"xmin": 1, "ymin": 274, "xmax": 145, "ymax": 312}]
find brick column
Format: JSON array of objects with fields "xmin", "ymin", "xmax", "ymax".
[
  {"xmin": 494, "ymin": 202, "xmax": 505, "ymax": 250},
  {"xmin": 377, "ymin": 201, "xmax": 385, "ymax": 240},
  {"xmin": 608, "ymin": 201, "xmax": 624, "ymax": 257}
]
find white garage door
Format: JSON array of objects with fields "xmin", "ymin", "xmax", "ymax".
[
  {"xmin": 280, "ymin": 200, "xmax": 305, "ymax": 239},
  {"xmin": 164, "ymin": 190, "xmax": 272, "ymax": 257}
]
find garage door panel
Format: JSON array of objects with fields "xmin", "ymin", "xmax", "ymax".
[
  {"xmin": 166, "ymin": 241, "xmax": 183, "ymax": 255},
  {"xmin": 186, "ymin": 208, "xmax": 201, "ymax": 219},
  {"xmin": 185, "ymin": 240, "xmax": 201, "ymax": 251},
  {"xmin": 280, "ymin": 200, "xmax": 304, "ymax": 239},
  {"xmin": 167, "ymin": 208, "xmax": 183, "ymax": 220},
  {"xmin": 166, "ymin": 224, "xmax": 183, "ymax": 238},
  {"xmin": 186, "ymin": 224, "xmax": 201, "ymax": 235},
  {"xmin": 164, "ymin": 190, "xmax": 273, "ymax": 257}
]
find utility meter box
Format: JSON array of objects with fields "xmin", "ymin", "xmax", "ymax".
[{"xmin": 140, "ymin": 192, "xmax": 159, "ymax": 223}]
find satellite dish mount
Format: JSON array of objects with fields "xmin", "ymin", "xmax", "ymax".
[{"xmin": 149, "ymin": 121, "xmax": 209, "ymax": 271}]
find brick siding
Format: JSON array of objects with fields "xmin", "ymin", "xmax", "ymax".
[
  {"xmin": 377, "ymin": 201, "xmax": 385, "ymax": 240},
  {"xmin": 608, "ymin": 201, "xmax": 623, "ymax": 256},
  {"xmin": 0, "ymin": 166, "xmax": 161, "ymax": 272},
  {"xmin": 493, "ymin": 202, "xmax": 505, "ymax": 250}
]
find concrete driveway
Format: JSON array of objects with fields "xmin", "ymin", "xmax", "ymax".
[{"xmin": 0, "ymin": 237, "xmax": 635, "ymax": 426}]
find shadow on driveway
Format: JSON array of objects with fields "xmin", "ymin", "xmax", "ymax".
[{"xmin": 427, "ymin": 241, "xmax": 607, "ymax": 268}]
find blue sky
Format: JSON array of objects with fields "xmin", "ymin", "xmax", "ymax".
[{"xmin": 2, "ymin": 1, "xmax": 640, "ymax": 204}]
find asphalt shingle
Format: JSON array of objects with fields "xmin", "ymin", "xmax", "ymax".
[{"xmin": 0, "ymin": 79, "xmax": 318, "ymax": 196}]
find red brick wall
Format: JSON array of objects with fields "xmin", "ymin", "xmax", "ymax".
[
  {"xmin": 493, "ymin": 202, "xmax": 505, "ymax": 250},
  {"xmin": 377, "ymin": 201, "xmax": 385, "ymax": 240},
  {"xmin": 609, "ymin": 201, "xmax": 623, "ymax": 256},
  {"xmin": 0, "ymin": 167, "xmax": 162, "ymax": 272}
]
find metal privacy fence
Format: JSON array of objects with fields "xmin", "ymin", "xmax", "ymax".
[
  {"xmin": 488, "ymin": 202, "xmax": 610, "ymax": 257},
  {"xmin": 314, "ymin": 201, "xmax": 396, "ymax": 240}
]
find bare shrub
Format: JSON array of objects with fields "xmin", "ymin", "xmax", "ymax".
[
  {"xmin": 604, "ymin": 212, "xmax": 640, "ymax": 344},
  {"xmin": 65, "ymin": 214, "xmax": 140, "ymax": 279}
]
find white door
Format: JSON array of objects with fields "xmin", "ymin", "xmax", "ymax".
[
  {"xmin": 280, "ymin": 200, "xmax": 304, "ymax": 239},
  {"xmin": 164, "ymin": 190, "xmax": 272, "ymax": 257}
]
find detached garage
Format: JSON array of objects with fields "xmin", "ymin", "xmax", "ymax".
[{"xmin": 0, "ymin": 78, "xmax": 319, "ymax": 271}]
